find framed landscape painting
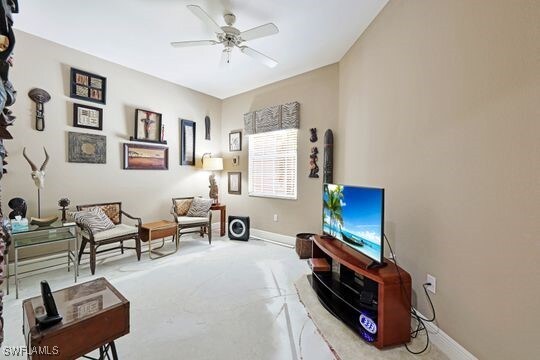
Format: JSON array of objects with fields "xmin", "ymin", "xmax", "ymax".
[
  {"xmin": 73, "ymin": 103, "xmax": 103, "ymax": 130},
  {"xmin": 123, "ymin": 143, "xmax": 168, "ymax": 170},
  {"xmin": 68, "ymin": 132, "xmax": 106, "ymax": 164},
  {"xmin": 70, "ymin": 67, "xmax": 107, "ymax": 105}
]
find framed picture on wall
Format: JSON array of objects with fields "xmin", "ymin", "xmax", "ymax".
[
  {"xmin": 70, "ymin": 67, "xmax": 107, "ymax": 105},
  {"xmin": 73, "ymin": 103, "xmax": 103, "ymax": 130},
  {"xmin": 229, "ymin": 130, "xmax": 242, "ymax": 151},
  {"xmin": 228, "ymin": 172, "xmax": 241, "ymax": 195},
  {"xmin": 134, "ymin": 109, "xmax": 162, "ymax": 142},
  {"xmin": 123, "ymin": 143, "xmax": 168, "ymax": 170},
  {"xmin": 68, "ymin": 132, "xmax": 106, "ymax": 164},
  {"xmin": 180, "ymin": 119, "xmax": 196, "ymax": 165}
]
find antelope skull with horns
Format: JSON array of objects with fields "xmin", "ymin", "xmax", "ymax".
[{"xmin": 22, "ymin": 147, "xmax": 49, "ymax": 189}]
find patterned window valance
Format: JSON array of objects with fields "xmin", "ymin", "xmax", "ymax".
[{"xmin": 244, "ymin": 101, "xmax": 300, "ymax": 135}]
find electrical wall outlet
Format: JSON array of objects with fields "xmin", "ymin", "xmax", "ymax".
[
  {"xmin": 426, "ymin": 274, "xmax": 437, "ymax": 294},
  {"xmin": 273, "ymin": 214, "xmax": 278, "ymax": 222}
]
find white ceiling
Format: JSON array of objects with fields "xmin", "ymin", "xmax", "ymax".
[{"xmin": 14, "ymin": 0, "xmax": 388, "ymax": 99}]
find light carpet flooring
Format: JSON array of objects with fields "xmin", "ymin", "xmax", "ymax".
[{"xmin": 2, "ymin": 234, "xmax": 445, "ymax": 359}]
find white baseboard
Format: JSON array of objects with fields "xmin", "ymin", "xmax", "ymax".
[
  {"xmin": 250, "ymin": 228, "xmax": 296, "ymax": 247},
  {"xmin": 414, "ymin": 310, "xmax": 478, "ymax": 360}
]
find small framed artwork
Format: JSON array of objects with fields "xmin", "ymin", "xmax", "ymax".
[
  {"xmin": 228, "ymin": 172, "xmax": 241, "ymax": 195},
  {"xmin": 180, "ymin": 119, "xmax": 196, "ymax": 165},
  {"xmin": 68, "ymin": 132, "xmax": 106, "ymax": 164},
  {"xmin": 70, "ymin": 68, "xmax": 107, "ymax": 105},
  {"xmin": 123, "ymin": 143, "xmax": 168, "ymax": 170},
  {"xmin": 134, "ymin": 109, "xmax": 162, "ymax": 142},
  {"xmin": 229, "ymin": 130, "xmax": 242, "ymax": 151},
  {"xmin": 73, "ymin": 103, "xmax": 103, "ymax": 130}
]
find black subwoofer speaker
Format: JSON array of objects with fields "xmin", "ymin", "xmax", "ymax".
[{"xmin": 228, "ymin": 216, "xmax": 250, "ymax": 241}]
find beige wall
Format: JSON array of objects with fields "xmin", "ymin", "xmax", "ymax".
[
  {"xmin": 5, "ymin": 1, "xmax": 540, "ymax": 357},
  {"xmin": 338, "ymin": 1, "xmax": 540, "ymax": 359},
  {"xmin": 4, "ymin": 31, "xmax": 222, "ymax": 226},
  {"xmin": 220, "ymin": 64, "xmax": 339, "ymax": 237}
]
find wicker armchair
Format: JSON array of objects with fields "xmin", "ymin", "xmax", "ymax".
[
  {"xmin": 171, "ymin": 197, "xmax": 212, "ymax": 245},
  {"xmin": 76, "ymin": 202, "xmax": 142, "ymax": 275}
]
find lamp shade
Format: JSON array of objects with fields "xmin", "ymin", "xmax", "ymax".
[{"xmin": 202, "ymin": 157, "xmax": 223, "ymax": 171}]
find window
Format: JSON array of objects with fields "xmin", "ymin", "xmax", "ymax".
[{"xmin": 248, "ymin": 129, "xmax": 298, "ymax": 200}]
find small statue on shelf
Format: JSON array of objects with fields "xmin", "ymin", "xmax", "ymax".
[
  {"xmin": 310, "ymin": 128, "xmax": 318, "ymax": 143},
  {"xmin": 309, "ymin": 146, "xmax": 319, "ymax": 178},
  {"xmin": 58, "ymin": 198, "xmax": 70, "ymax": 222}
]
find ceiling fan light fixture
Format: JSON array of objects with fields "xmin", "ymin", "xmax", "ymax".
[{"xmin": 172, "ymin": 5, "xmax": 279, "ymax": 68}]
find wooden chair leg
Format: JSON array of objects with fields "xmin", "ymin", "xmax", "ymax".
[
  {"xmin": 78, "ymin": 238, "xmax": 88, "ymax": 264},
  {"xmin": 208, "ymin": 223, "xmax": 212, "ymax": 244},
  {"xmin": 135, "ymin": 235, "xmax": 141, "ymax": 261},
  {"xmin": 90, "ymin": 243, "xmax": 96, "ymax": 275}
]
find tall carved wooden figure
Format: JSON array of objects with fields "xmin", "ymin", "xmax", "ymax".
[{"xmin": 323, "ymin": 129, "xmax": 334, "ymax": 184}]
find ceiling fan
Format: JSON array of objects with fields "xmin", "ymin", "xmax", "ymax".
[{"xmin": 171, "ymin": 5, "xmax": 279, "ymax": 68}]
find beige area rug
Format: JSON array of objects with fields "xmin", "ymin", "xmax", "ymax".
[{"xmin": 295, "ymin": 275, "xmax": 449, "ymax": 360}]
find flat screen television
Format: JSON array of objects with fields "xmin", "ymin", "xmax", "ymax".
[{"xmin": 323, "ymin": 184, "xmax": 385, "ymax": 268}]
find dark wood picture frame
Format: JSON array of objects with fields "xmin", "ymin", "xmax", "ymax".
[
  {"xmin": 228, "ymin": 172, "xmax": 242, "ymax": 195},
  {"xmin": 70, "ymin": 67, "xmax": 107, "ymax": 105},
  {"xmin": 73, "ymin": 103, "xmax": 103, "ymax": 130},
  {"xmin": 123, "ymin": 143, "xmax": 169, "ymax": 170},
  {"xmin": 68, "ymin": 132, "xmax": 106, "ymax": 164},
  {"xmin": 229, "ymin": 130, "xmax": 242, "ymax": 151},
  {"xmin": 133, "ymin": 109, "xmax": 163, "ymax": 143},
  {"xmin": 180, "ymin": 119, "xmax": 196, "ymax": 166}
]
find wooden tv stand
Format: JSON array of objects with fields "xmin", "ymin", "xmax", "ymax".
[{"xmin": 311, "ymin": 235, "xmax": 411, "ymax": 349}]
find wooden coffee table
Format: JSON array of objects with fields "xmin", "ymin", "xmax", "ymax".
[
  {"xmin": 23, "ymin": 277, "xmax": 129, "ymax": 360},
  {"xmin": 139, "ymin": 220, "xmax": 178, "ymax": 259}
]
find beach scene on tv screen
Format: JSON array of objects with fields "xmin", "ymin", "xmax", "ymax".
[{"xmin": 323, "ymin": 184, "xmax": 383, "ymax": 261}]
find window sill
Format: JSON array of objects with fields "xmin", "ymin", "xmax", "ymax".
[{"xmin": 248, "ymin": 193, "xmax": 297, "ymax": 201}]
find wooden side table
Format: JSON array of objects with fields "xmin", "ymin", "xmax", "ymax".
[
  {"xmin": 210, "ymin": 204, "xmax": 226, "ymax": 237},
  {"xmin": 23, "ymin": 278, "xmax": 129, "ymax": 360},
  {"xmin": 139, "ymin": 220, "xmax": 177, "ymax": 259}
]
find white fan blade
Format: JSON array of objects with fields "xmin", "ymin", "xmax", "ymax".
[
  {"xmin": 240, "ymin": 23, "xmax": 279, "ymax": 42},
  {"xmin": 187, "ymin": 5, "xmax": 224, "ymax": 34},
  {"xmin": 171, "ymin": 40, "xmax": 218, "ymax": 48},
  {"xmin": 240, "ymin": 46, "xmax": 278, "ymax": 68}
]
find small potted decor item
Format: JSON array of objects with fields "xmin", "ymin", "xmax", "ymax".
[
  {"xmin": 296, "ymin": 233, "xmax": 315, "ymax": 259},
  {"xmin": 58, "ymin": 198, "xmax": 70, "ymax": 222}
]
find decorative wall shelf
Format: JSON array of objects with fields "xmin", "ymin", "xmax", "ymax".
[{"xmin": 128, "ymin": 137, "xmax": 167, "ymax": 145}]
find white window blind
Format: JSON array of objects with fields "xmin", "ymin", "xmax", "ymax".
[{"xmin": 248, "ymin": 129, "xmax": 298, "ymax": 200}]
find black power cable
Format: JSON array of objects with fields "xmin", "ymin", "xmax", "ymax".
[{"xmin": 383, "ymin": 234, "xmax": 437, "ymax": 355}]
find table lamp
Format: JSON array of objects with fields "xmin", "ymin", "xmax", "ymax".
[{"xmin": 202, "ymin": 153, "xmax": 224, "ymax": 204}]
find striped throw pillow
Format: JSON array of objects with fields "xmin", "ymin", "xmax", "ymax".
[
  {"xmin": 186, "ymin": 198, "xmax": 213, "ymax": 217},
  {"xmin": 70, "ymin": 207, "xmax": 116, "ymax": 233}
]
